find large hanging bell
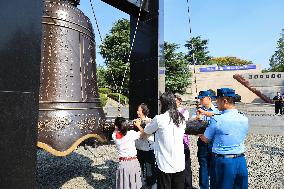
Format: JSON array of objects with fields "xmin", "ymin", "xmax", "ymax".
[{"xmin": 38, "ymin": 0, "xmax": 107, "ymax": 156}]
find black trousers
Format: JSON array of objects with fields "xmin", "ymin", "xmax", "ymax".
[
  {"xmin": 157, "ymin": 168, "xmax": 184, "ymax": 189},
  {"xmin": 137, "ymin": 150, "xmax": 157, "ymax": 186},
  {"xmin": 184, "ymin": 148, "xmax": 193, "ymax": 189},
  {"xmin": 275, "ymin": 105, "xmax": 283, "ymax": 114}
]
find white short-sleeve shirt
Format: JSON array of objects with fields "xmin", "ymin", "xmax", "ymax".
[
  {"xmin": 112, "ymin": 130, "xmax": 141, "ymax": 157},
  {"xmin": 135, "ymin": 119, "xmax": 155, "ymax": 151},
  {"xmin": 144, "ymin": 111, "xmax": 186, "ymax": 173}
]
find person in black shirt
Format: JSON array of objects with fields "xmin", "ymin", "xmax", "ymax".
[{"xmin": 273, "ymin": 92, "xmax": 283, "ymax": 115}]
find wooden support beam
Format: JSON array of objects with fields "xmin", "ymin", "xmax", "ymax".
[{"xmin": 101, "ymin": 0, "xmax": 149, "ymax": 19}]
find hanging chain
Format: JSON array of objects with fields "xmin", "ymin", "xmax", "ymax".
[
  {"xmin": 186, "ymin": 0, "xmax": 198, "ymax": 93},
  {"xmin": 186, "ymin": 0, "xmax": 192, "ymax": 34},
  {"xmin": 89, "ymin": 0, "xmax": 144, "ymax": 92},
  {"xmin": 186, "ymin": 0, "xmax": 195, "ymax": 66},
  {"xmin": 118, "ymin": 0, "xmax": 145, "ymax": 95},
  {"xmin": 89, "ymin": 0, "xmax": 119, "ymax": 92},
  {"xmin": 89, "ymin": 0, "xmax": 144, "ymax": 115}
]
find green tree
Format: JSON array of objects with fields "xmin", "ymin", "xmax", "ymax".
[
  {"xmin": 185, "ymin": 36, "xmax": 211, "ymax": 65},
  {"xmin": 269, "ymin": 29, "xmax": 284, "ymax": 72},
  {"xmin": 96, "ymin": 66, "xmax": 108, "ymax": 88},
  {"xmin": 165, "ymin": 42, "xmax": 191, "ymax": 94},
  {"xmin": 99, "ymin": 19, "xmax": 130, "ymax": 95},
  {"xmin": 208, "ymin": 56, "xmax": 253, "ymax": 66}
]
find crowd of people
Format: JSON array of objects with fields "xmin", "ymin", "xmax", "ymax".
[{"xmin": 112, "ymin": 88, "xmax": 249, "ymax": 189}]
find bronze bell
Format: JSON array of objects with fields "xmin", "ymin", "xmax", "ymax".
[{"xmin": 38, "ymin": 0, "xmax": 107, "ymax": 156}]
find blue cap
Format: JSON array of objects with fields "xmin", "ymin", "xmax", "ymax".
[
  {"xmin": 216, "ymin": 88, "xmax": 236, "ymax": 98},
  {"xmin": 197, "ymin": 90, "xmax": 215, "ymax": 99}
]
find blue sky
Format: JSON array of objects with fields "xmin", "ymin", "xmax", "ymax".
[{"xmin": 80, "ymin": 0, "xmax": 284, "ymax": 69}]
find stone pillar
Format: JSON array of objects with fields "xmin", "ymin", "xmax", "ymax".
[{"xmin": 0, "ymin": 0, "xmax": 42, "ymax": 188}]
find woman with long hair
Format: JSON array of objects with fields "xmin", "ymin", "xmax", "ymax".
[{"xmin": 134, "ymin": 91, "xmax": 186, "ymax": 189}]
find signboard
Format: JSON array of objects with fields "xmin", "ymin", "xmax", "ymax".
[{"xmin": 199, "ymin": 65, "xmax": 256, "ymax": 72}]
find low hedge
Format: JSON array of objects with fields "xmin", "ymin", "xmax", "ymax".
[
  {"xmin": 108, "ymin": 93, "xmax": 129, "ymax": 105},
  {"xmin": 99, "ymin": 93, "xmax": 108, "ymax": 107},
  {"xmin": 98, "ymin": 88, "xmax": 112, "ymax": 95}
]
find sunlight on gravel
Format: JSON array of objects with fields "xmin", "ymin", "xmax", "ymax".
[{"xmin": 37, "ymin": 134, "xmax": 284, "ymax": 189}]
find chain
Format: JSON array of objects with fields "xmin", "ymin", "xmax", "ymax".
[
  {"xmin": 186, "ymin": 0, "xmax": 198, "ymax": 93},
  {"xmin": 89, "ymin": 0, "xmax": 119, "ymax": 92},
  {"xmin": 186, "ymin": 0, "xmax": 197, "ymax": 66},
  {"xmin": 186, "ymin": 0, "xmax": 192, "ymax": 34},
  {"xmin": 89, "ymin": 0, "xmax": 144, "ymax": 115},
  {"xmin": 118, "ymin": 0, "xmax": 145, "ymax": 95}
]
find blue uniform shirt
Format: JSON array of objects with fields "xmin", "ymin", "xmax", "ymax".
[
  {"xmin": 204, "ymin": 109, "xmax": 249, "ymax": 155},
  {"xmin": 192, "ymin": 104, "xmax": 219, "ymax": 123}
]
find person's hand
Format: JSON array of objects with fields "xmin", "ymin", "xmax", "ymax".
[
  {"xmin": 195, "ymin": 110, "xmax": 202, "ymax": 120},
  {"xmin": 144, "ymin": 117, "xmax": 152, "ymax": 124},
  {"xmin": 197, "ymin": 108, "xmax": 214, "ymax": 117},
  {"xmin": 197, "ymin": 108, "xmax": 205, "ymax": 115},
  {"xmin": 133, "ymin": 118, "xmax": 141, "ymax": 127}
]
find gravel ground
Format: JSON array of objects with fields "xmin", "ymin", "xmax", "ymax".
[{"xmin": 37, "ymin": 134, "xmax": 284, "ymax": 189}]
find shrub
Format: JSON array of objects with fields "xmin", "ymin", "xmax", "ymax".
[
  {"xmin": 98, "ymin": 88, "xmax": 112, "ymax": 95},
  {"xmin": 108, "ymin": 93, "xmax": 129, "ymax": 105},
  {"xmin": 99, "ymin": 93, "xmax": 108, "ymax": 107}
]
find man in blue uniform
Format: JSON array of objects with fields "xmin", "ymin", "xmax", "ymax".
[
  {"xmin": 194, "ymin": 90, "xmax": 219, "ymax": 189},
  {"xmin": 200, "ymin": 88, "xmax": 249, "ymax": 189}
]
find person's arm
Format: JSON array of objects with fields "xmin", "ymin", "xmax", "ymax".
[
  {"xmin": 199, "ymin": 118, "xmax": 217, "ymax": 143},
  {"xmin": 134, "ymin": 117, "xmax": 158, "ymax": 138},
  {"xmin": 273, "ymin": 96, "xmax": 279, "ymax": 101},
  {"xmin": 133, "ymin": 119, "xmax": 151, "ymax": 139},
  {"xmin": 191, "ymin": 109, "xmax": 202, "ymax": 120},
  {"xmin": 197, "ymin": 108, "xmax": 215, "ymax": 117},
  {"xmin": 199, "ymin": 134, "xmax": 210, "ymax": 143},
  {"xmin": 133, "ymin": 119, "xmax": 145, "ymax": 136}
]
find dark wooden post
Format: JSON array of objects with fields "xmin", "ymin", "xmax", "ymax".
[
  {"xmin": 0, "ymin": 0, "xmax": 42, "ymax": 188},
  {"xmin": 129, "ymin": 0, "xmax": 165, "ymax": 119}
]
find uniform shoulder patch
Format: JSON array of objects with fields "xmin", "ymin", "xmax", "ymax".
[
  {"xmin": 211, "ymin": 114, "xmax": 222, "ymax": 122},
  {"xmin": 213, "ymin": 113, "xmax": 221, "ymax": 116}
]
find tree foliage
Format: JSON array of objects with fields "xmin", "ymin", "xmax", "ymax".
[
  {"xmin": 185, "ymin": 36, "xmax": 211, "ymax": 65},
  {"xmin": 164, "ymin": 42, "xmax": 191, "ymax": 94},
  {"xmin": 99, "ymin": 19, "xmax": 130, "ymax": 95},
  {"xmin": 269, "ymin": 29, "xmax": 284, "ymax": 72},
  {"xmin": 96, "ymin": 66, "xmax": 108, "ymax": 88},
  {"xmin": 208, "ymin": 56, "xmax": 253, "ymax": 66}
]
